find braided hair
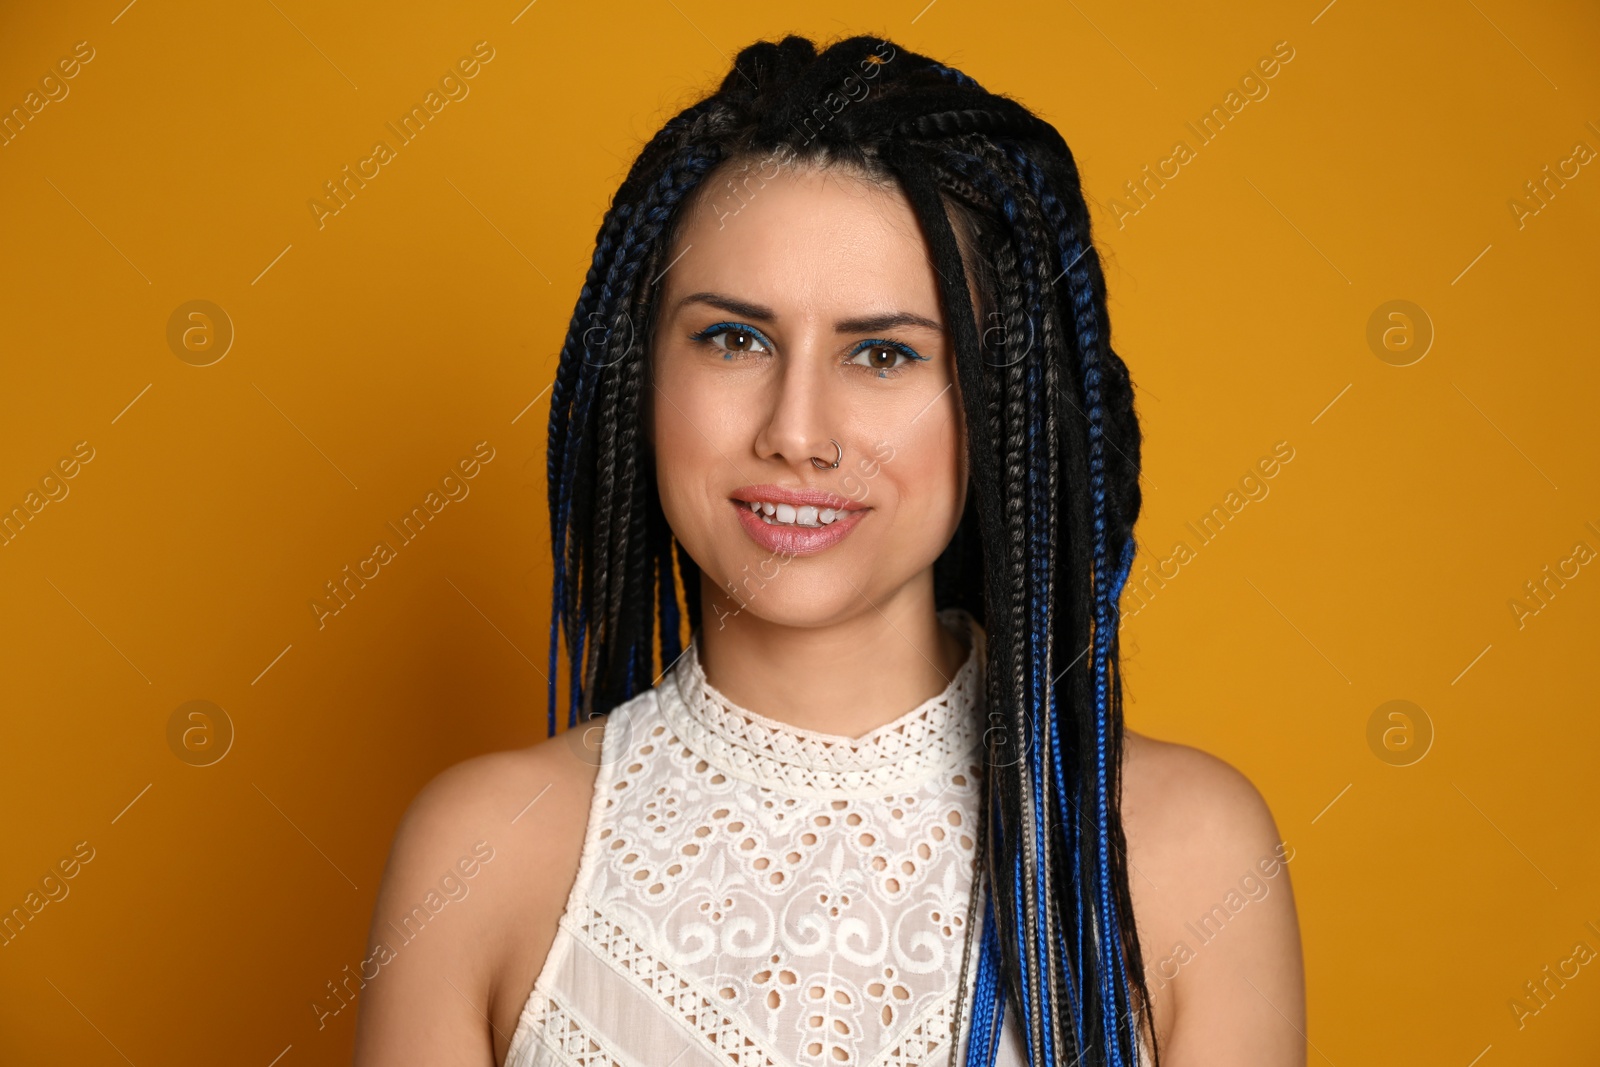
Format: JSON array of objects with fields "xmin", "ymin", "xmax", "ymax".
[{"xmin": 545, "ymin": 34, "xmax": 1152, "ymax": 1066}]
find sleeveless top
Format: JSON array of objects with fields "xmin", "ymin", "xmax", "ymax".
[{"xmin": 503, "ymin": 607, "xmax": 1150, "ymax": 1067}]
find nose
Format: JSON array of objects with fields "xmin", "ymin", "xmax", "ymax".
[{"xmin": 751, "ymin": 336, "xmax": 843, "ymax": 472}]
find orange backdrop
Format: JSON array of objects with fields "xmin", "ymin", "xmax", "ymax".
[{"xmin": 2, "ymin": 1, "xmax": 1596, "ymax": 1064}]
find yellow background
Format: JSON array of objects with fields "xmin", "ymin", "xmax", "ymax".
[{"xmin": 2, "ymin": 1, "xmax": 1596, "ymax": 1063}]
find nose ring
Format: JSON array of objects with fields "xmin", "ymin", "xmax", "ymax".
[{"xmin": 811, "ymin": 439, "xmax": 843, "ymax": 470}]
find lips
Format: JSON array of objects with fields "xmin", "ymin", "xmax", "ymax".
[
  {"xmin": 729, "ymin": 495, "xmax": 869, "ymax": 557},
  {"xmin": 728, "ymin": 484, "xmax": 868, "ymax": 512}
]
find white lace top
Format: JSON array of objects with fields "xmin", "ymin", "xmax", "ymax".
[{"xmin": 504, "ymin": 607, "xmax": 1142, "ymax": 1067}]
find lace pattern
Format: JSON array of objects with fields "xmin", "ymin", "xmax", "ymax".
[
  {"xmin": 524, "ymin": 994, "xmax": 626, "ymax": 1067},
  {"xmin": 663, "ymin": 607, "xmax": 984, "ymax": 801},
  {"xmin": 514, "ymin": 608, "xmax": 995, "ymax": 1067}
]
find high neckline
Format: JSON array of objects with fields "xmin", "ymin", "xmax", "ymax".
[{"xmin": 661, "ymin": 606, "xmax": 986, "ymax": 799}]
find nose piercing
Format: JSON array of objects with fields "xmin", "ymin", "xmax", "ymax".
[{"xmin": 811, "ymin": 438, "xmax": 843, "ymax": 470}]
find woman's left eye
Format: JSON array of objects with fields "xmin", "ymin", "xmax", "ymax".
[
  {"xmin": 688, "ymin": 322, "xmax": 773, "ymax": 357},
  {"xmin": 848, "ymin": 340, "xmax": 928, "ymax": 376}
]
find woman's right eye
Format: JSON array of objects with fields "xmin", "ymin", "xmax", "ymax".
[{"xmin": 687, "ymin": 322, "xmax": 773, "ymax": 357}]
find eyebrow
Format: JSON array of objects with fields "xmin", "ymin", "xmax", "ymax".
[{"xmin": 673, "ymin": 291, "xmax": 944, "ymax": 335}]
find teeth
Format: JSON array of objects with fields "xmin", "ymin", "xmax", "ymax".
[{"xmin": 742, "ymin": 500, "xmax": 845, "ymax": 527}]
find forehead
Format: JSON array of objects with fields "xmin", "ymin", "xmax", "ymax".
[{"xmin": 660, "ymin": 161, "xmax": 942, "ymax": 319}]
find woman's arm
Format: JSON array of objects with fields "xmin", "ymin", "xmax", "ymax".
[
  {"xmin": 350, "ymin": 757, "xmax": 507, "ymax": 1066},
  {"xmin": 351, "ymin": 740, "xmax": 600, "ymax": 1066},
  {"xmin": 1123, "ymin": 732, "xmax": 1308, "ymax": 1065}
]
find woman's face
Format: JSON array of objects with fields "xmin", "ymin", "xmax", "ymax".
[{"xmin": 646, "ymin": 160, "xmax": 973, "ymax": 629}]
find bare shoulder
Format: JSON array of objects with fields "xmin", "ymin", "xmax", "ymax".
[
  {"xmin": 1121, "ymin": 730, "xmax": 1284, "ymax": 862},
  {"xmin": 351, "ymin": 719, "xmax": 610, "ymax": 1067},
  {"xmin": 1120, "ymin": 729, "xmax": 1306, "ymax": 1065}
]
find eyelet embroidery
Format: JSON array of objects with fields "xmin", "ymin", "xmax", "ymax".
[{"xmin": 522, "ymin": 609, "xmax": 990, "ymax": 1067}]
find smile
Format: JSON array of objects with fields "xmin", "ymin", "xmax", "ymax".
[
  {"xmin": 729, "ymin": 498, "xmax": 869, "ymax": 556},
  {"xmin": 742, "ymin": 500, "xmax": 844, "ymax": 527}
]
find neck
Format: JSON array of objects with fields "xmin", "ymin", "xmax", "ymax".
[{"xmin": 693, "ymin": 571, "xmax": 970, "ymax": 739}]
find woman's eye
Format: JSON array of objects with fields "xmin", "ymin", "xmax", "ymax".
[
  {"xmin": 848, "ymin": 341, "xmax": 925, "ymax": 374},
  {"xmin": 689, "ymin": 323, "xmax": 771, "ymax": 357}
]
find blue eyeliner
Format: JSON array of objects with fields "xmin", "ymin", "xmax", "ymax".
[{"xmin": 689, "ymin": 322, "xmax": 929, "ymax": 377}]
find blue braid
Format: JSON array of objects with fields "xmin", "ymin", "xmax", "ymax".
[
  {"xmin": 951, "ymin": 139, "xmax": 1141, "ymax": 1062},
  {"xmin": 1011, "ymin": 148, "xmax": 1137, "ymax": 1064},
  {"xmin": 981, "ymin": 149, "xmax": 1057, "ymax": 1067},
  {"xmin": 940, "ymin": 144, "xmax": 1109, "ymax": 1061},
  {"xmin": 1010, "ymin": 836, "xmax": 1031, "ymax": 1059},
  {"xmin": 931, "ymin": 62, "xmax": 982, "ymax": 91},
  {"xmin": 965, "ymin": 881, "xmax": 1004, "ymax": 1067},
  {"xmin": 558, "ymin": 168, "xmax": 713, "ymax": 727},
  {"xmin": 548, "ymin": 147, "xmax": 722, "ymax": 732},
  {"xmin": 546, "ymin": 201, "xmax": 637, "ymax": 735},
  {"xmin": 928, "ymin": 144, "xmax": 1074, "ymax": 1062}
]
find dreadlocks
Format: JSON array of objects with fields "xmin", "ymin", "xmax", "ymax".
[{"xmin": 544, "ymin": 34, "xmax": 1152, "ymax": 1066}]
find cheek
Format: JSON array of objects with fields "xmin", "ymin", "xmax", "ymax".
[
  {"xmin": 874, "ymin": 415, "xmax": 964, "ymax": 531},
  {"xmin": 649, "ymin": 365, "xmax": 742, "ymax": 528}
]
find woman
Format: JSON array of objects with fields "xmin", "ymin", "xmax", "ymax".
[{"xmin": 354, "ymin": 34, "xmax": 1304, "ymax": 1067}]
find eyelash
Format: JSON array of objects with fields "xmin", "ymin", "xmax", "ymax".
[{"xmin": 686, "ymin": 321, "xmax": 930, "ymax": 379}]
